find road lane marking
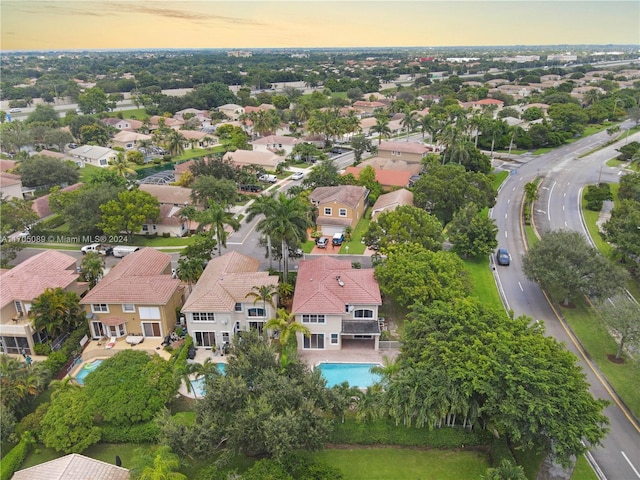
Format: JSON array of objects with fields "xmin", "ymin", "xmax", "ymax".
[
  {"xmin": 563, "ymin": 205, "xmax": 565, "ymax": 211},
  {"xmin": 505, "ymin": 231, "xmax": 508, "ymax": 238},
  {"xmin": 621, "ymin": 451, "xmax": 640, "ymax": 478},
  {"xmin": 505, "ymin": 213, "xmax": 508, "ymax": 219},
  {"xmin": 564, "ymin": 193, "xmax": 567, "ymax": 197},
  {"xmin": 518, "ymin": 282, "xmax": 523, "ymax": 292},
  {"xmin": 565, "ymin": 221, "xmax": 568, "ymax": 227},
  {"xmin": 547, "ymin": 181, "xmax": 556, "ymax": 222},
  {"xmin": 507, "ymin": 199, "xmax": 510, "ymax": 204}
]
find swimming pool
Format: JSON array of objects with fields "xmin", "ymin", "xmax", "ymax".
[
  {"xmin": 186, "ymin": 363, "xmax": 226, "ymax": 398},
  {"xmin": 75, "ymin": 359, "xmax": 104, "ymax": 385},
  {"xmin": 316, "ymin": 362, "xmax": 382, "ymax": 388}
]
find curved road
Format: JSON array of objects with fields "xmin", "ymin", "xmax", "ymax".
[{"xmin": 491, "ymin": 125, "xmax": 640, "ymax": 480}]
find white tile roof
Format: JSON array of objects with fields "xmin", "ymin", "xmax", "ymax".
[{"xmin": 12, "ymin": 453, "xmax": 129, "ymax": 480}]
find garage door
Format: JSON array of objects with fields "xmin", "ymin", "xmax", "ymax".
[{"xmin": 321, "ymin": 225, "xmax": 344, "ymax": 237}]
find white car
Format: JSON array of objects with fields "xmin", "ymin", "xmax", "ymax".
[
  {"xmin": 9, "ymin": 108, "xmax": 22, "ymax": 113},
  {"xmin": 291, "ymin": 172, "xmax": 304, "ymax": 181}
]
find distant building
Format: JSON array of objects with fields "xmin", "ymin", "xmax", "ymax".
[
  {"xmin": 547, "ymin": 54, "xmax": 578, "ymax": 62},
  {"xmin": 227, "ymin": 50, "xmax": 252, "ymax": 58}
]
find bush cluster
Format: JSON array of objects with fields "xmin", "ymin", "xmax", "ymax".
[
  {"xmin": 41, "ymin": 325, "xmax": 89, "ymax": 375},
  {"xmin": 0, "ymin": 432, "xmax": 34, "ymax": 480},
  {"xmin": 584, "ymin": 183, "xmax": 612, "ymax": 211},
  {"xmin": 100, "ymin": 421, "xmax": 160, "ymax": 443}
]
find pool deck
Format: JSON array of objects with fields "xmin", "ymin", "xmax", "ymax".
[{"xmin": 298, "ymin": 345, "xmax": 399, "ymax": 368}]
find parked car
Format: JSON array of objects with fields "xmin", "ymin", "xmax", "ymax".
[
  {"xmin": 113, "ymin": 245, "xmax": 140, "ymax": 258},
  {"xmin": 290, "ymin": 172, "xmax": 304, "ymax": 181},
  {"xmin": 288, "ymin": 247, "xmax": 303, "ymax": 258},
  {"xmin": 259, "ymin": 174, "xmax": 278, "ymax": 183},
  {"xmin": 239, "ymin": 184, "xmax": 262, "ymax": 193},
  {"xmin": 496, "ymin": 248, "xmax": 511, "ymax": 266},
  {"xmin": 332, "ymin": 232, "xmax": 344, "ymax": 246},
  {"xmin": 81, "ymin": 243, "xmax": 113, "ymax": 256},
  {"xmin": 9, "ymin": 108, "xmax": 22, "ymax": 113},
  {"xmin": 316, "ymin": 237, "xmax": 329, "ymax": 249}
]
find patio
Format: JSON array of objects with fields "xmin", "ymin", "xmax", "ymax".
[{"xmin": 81, "ymin": 336, "xmax": 173, "ymax": 362}]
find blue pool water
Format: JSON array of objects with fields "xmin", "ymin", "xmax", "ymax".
[
  {"xmin": 75, "ymin": 359, "xmax": 104, "ymax": 385},
  {"xmin": 317, "ymin": 362, "xmax": 382, "ymax": 388},
  {"xmin": 188, "ymin": 363, "xmax": 226, "ymax": 397}
]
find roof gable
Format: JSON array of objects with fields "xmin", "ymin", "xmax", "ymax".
[{"xmin": 309, "ymin": 185, "xmax": 367, "ymax": 209}]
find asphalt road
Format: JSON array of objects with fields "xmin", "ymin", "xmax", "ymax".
[{"xmin": 491, "ymin": 125, "xmax": 640, "ymax": 480}]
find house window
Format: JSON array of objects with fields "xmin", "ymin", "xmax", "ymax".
[
  {"xmin": 339, "ymin": 208, "xmax": 347, "ymax": 217},
  {"xmin": 142, "ymin": 225, "xmax": 149, "ymax": 232},
  {"xmin": 122, "ymin": 304, "xmax": 135, "ymax": 313},
  {"xmin": 234, "ymin": 303, "xmax": 243, "ymax": 312},
  {"xmin": 139, "ymin": 307, "xmax": 160, "ymax": 319},
  {"xmin": 195, "ymin": 331, "xmax": 216, "ymax": 348},
  {"xmin": 142, "ymin": 322, "xmax": 162, "ymax": 337},
  {"xmin": 247, "ymin": 308, "xmax": 265, "ymax": 318},
  {"xmin": 192, "ymin": 312, "xmax": 216, "ymax": 322},
  {"xmin": 302, "ymin": 314, "xmax": 325, "ymax": 324},
  {"xmin": 354, "ymin": 309, "xmax": 374, "ymax": 318},
  {"xmin": 303, "ymin": 334, "xmax": 325, "ymax": 349},
  {"xmin": 330, "ymin": 333, "xmax": 339, "ymax": 345},
  {"xmin": 92, "ymin": 304, "xmax": 109, "ymax": 313},
  {"xmin": 108, "ymin": 323, "xmax": 126, "ymax": 337},
  {"xmin": 324, "ymin": 207, "xmax": 332, "ymax": 216},
  {"xmin": 14, "ymin": 301, "xmax": 23, "ymax": 315}
]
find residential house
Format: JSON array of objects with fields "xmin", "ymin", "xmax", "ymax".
[
  {"xmin": 223, "ymin": 150, "xmax": 284, "ymax": 170},
  {"xmin": 80, "ymin": 248, "xmax": 184, "ymax": 341},
  {"xmin": 31, "ymin": 183, "xmax": 82, "ymax": 219},
  {"xmin": 148, "ymin": 116, "xmax": 184, "ymax": 130},
  {"xmin": 0, "ymin": 250, "xmax": 86, "ymax": 355},
  {"xmin": 251, "ymin": 135, "xmax": 301, "ymax": 156},
  {"xmin": 218, "ymin": 103, "xmax": 245, "ymax": 121},
  {"xmin": 0, "ymin": 171, "xmax": 23, "ymax": 199},
  {"xmin": 174, "ymin": 159, "xmax": 194, "ymax": 183},
  {"xmin": 370, "ymin": 188, "xmax": 414, "ymax": 220},
  {"xmin": 343, "ymin": 166, "xmax": 412, "ymax": 191},
  {"xmin": 309, "ymin": 185, "xmax": 368, "ymax": 236},
  {"xmin": 352, "ymin": 100, "xmax": 386, "ymax": 115},
  {"xmin": 179, "ymin": 130, "xmax": 216, "ymax": 149},
  {"xmin": 377, "ymin": 141, "xmax": 432, "ymax": 163},
  {"xmin": 358, "ymin": 157, "xmax": 423, "ymax": 176},
  {"xmin": 102, "ymin": 117, "xmax": 137, "ymax": 131},
  {"xmin": 37, "ymin": 149, "xmax": 67, "ymax": 160},
  {"xmin": 111, "ymin": 130, "xmax": 152, "ymax": 150},
  {"xmin": 68, "ymin": 145, "xmax": 118, "ymax": 168},
  {"xmin": 138, "ymin": 184, "xmax": 193, "ymax": 237},
  {"xmin": 181, "ymin": 251, "xmax": 279, "ymax": 350},
  {"xmin": 12, "ymin": 453, "xmax": 129, "ymax": 480},
  {"xmin": 291, "ymin": 256, "xmax": 382, "ymax": 351}
]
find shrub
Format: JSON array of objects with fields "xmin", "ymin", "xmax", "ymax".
[
  {"xmin": 42, "ymin": 351, "xmax": 67, "ymax": 373},
  {"xmin": 33, "ymin": 342, "xmax": 51, "ymax": 356},
  {"xmin": 488, "ymin": 436, "xmax": 517, "ymax": 466},
  {"xmin": 15, "ymin": 403, "xmax": 48, "ymax": 442},
  {"xmin": 162, "ymin": 232, "xmax": 170, "ymax": 238},
  {"xmin": 100, "ymin": 420, "xmax": 160, "ymax": 443},
  {"xmin": 0, "ymin": 432, "xmax": 34, "ymax": 480},
  {"xmin": 584, "ymin": 183, "xmax": 612, "ymax": 211}
]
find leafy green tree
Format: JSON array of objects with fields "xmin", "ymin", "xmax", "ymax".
[
  {"xmin": 80, "ymin": 252, "xmax": 104, "ymax": 289},
  {"xmin": 246, "ymin": 284, "xmax": 278, "ymax": 313},
  {"xmin": 603, "ymin": 200, "xmax": 640, "ymax": 270},
  {"xmin": 31, "ymin": 288, "xmax": 85, "ymax": 338},
  {"xmin": 109, "ymin": 151, "xmax": 136, "ymax": 178},
  {"xmin": 79, "ymin": 123, "xmax": 110, "ymax": 145},
  {"xmin": 265, "ymin": 308, "xmax": 310, "ymax": 368},
  {"xmin": 302, "ymin": 158, "xmax": 340, "ymax": 189},
  {"xmin": 40, "ymin": 381, "xmax": 101, "ymax": 453},
  {"xmin": 394, "ymin": 299, "xmax": 609, "ymax": 467},
  {"xmin": 164, "ymin": 129, "xmax": 186, "ymax": 157},
  {"xmin": 412, "ymin": 163, "xmax": 495, "ymax": 224},
  {"xmin": 84, "ymin": 350, "xmax": 176, "ymax": 426},
  {"xmin": 618, "ymin": 172, "xmax": 640, "ymax": 201},
  {"xmin": 24, "ymin": 104, "xmax": 60, "ymax": 125},
  {"xmin": 190, "ymin": 176, "xmax": 238, "ymax": 206},
  {"xmin": 616, "ymin": 142, "xmax": 640, "ymax": 162},
  {"xmin": 548, "ymin": 102, "xmax": 589, "ymax": 135},
  {"xmin": 188, "ymin": 200, "xmax": 240, "ymax": 256},
  {"xmin": 0, "ymin": 195, "xmax": 39, "ymax": 267},
  {"xmin": 595, "ymin": 296, "xmax": 640, "ymax": 361},
  {"xmin": 447, "ymin": 203, "xmax": 498, "ymax": 257},
  {"xmin": 78, "ymin": 86, "xmax": 112, "ymax": 114},
  {"xmin": 350, "ymin": 134, "xmax": 372, "ymax": 164},
  {"xmin": 356, "ymin": 165, "xmax": 382, "ymax": 203},
  {"xmin": 19, "ymin": 156, "xmax": 79, "ymax": 188},
  {"xmin": 126, "ymin": 149, "xmax": 145, "ymax": 165},
  {"xmin": 523, "ymin": 230, "xmax": 630, "ymax": 306},
  {"xmin": 289, "ymin": 142, "xmax": 326, "ymax": 164},
  {"xmin": 177, "ymin": 256, "xmax": 206, "ymax": 293},
  {"xmin": 375, "ymin": 243, "xmax": 470, "ymax": 308},
  {"xmin": 99, "ymin": 189, "xmax": 160, "ymax": 239},
  {"xmin": 364, "ymin": 205, "xmax": 443, "ymax": 252},
  {"xmin": 481, "ymin": 459, "xmax": 527, "ymax": 480}
]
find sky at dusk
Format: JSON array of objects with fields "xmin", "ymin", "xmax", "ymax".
[{"xmin": 1, "ymin": 1, "xmax": 639, "ymax": 51}]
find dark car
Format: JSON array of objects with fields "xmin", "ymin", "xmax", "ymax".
[
  {"xmin": 316, "ymin": 237, "xmax": 329, "ymax": 249},
  {"xmin": 496, "ymin": 248, "xmax": 511, "ymax": 266}
]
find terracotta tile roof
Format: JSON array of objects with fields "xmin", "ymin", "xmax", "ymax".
[
  {"xmin": 182, "ymin": 251, "xmax": 278, "ymax": 312},
  {"xmin": 477, "ymin": 98, "xmax": 505, "ymax": 106},
  {"xmin": 174, "ymin": 159, "xmax": 195, "ymax": 174},
  {"xmin": 359, "ymin": 157, "xmax": 423, "ymax": 175},
  {"xmin": 0, "ymin": 172, "xmax": 21, "ymax": 187},
  {"xmin": 155, "ymin": 204, "xmax": 184, "ymax": 226},
  {"xmin": 31, "ymin": 183, "xmax": 82, "ymax": 218},
  {"xmin": 112, "ymin": 131, "xmax": 152, "ymax": 143},
  {"xmin": 0, "ymin": 159, "xmax": 17, "ymax": 172},
  {"xmin": 0, "ymin": 250, "xmax": 80, "ymax": 309},
  {"xmin": 343, "ymin": 167, "xmax": 412, "ymax": 188},
  {"xmin": 179, "ymin": 130, "xmax": 209, "ymax": 140},
  {"xmin": 310, "ymin": 185, "xmax": 367, "ymax": 209},
  {"xmin": 223, "ymin": 150, "xmax": 283, "ymax": 169},
  {"xmin": 251, "ymin": 135, "xmax": 300, "ymax": 146},
  {"xmin": 38, "ymin": 150, "xmax": 66, "ymax": 159},
  {"xmin": 139, "ymin": 184, "xmax": 192, "ymax": 205},
  {"xmin": 12, "ymin": 453, "xmax": 129, "ymax": 480},
  {"xmin": 353, "ymin": 100, "xmax": 386, "ymax": 108},
  {"xmin": 371, "ymin": 189, "xmax": 414, "ymax": 219},
  {"xmin": 292, "ymin": 256, "xmax": 381, "ymax": 314},
  {"xmin": 81, "ymin": 248, "xmax": 180, "ymax": 305},
  {"xmin": 378, "ymin": 141, "xmax": 431, "ymax": 155}
]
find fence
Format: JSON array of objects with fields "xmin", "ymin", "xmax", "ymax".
[{"xmin": 379, "ymin": 341, "xmax": 400, "ymax": 350}]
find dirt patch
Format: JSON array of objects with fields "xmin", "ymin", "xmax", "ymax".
[{"xmin": 607, "ymin": 354, "xmax": 625, "ymax": 364}]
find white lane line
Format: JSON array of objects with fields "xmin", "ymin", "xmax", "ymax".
[
  {"xmin": 507, "ymin": 199, "xmax": 510, "ymax": 204},
  {"xmin": 621, "ymin": 451, "xmax": 640, "ymax": 478},
  {"xmin": 565, "ymin": 221, "xmax": 568, "ymax": 227},
  {"xmin": 512, "ymin": 186, "xmax": 516, "ymax": 191},
  {"xmin": 547, "ymin": 181, "xmax": 556, "ymax": 222},
  {"xmin": 505, "ymin": 231, "xmax": 508, "ymax": 238},
  {"xmin": 518, "ymin": 282, "xmax": 523, "ymax": 292},
  {"xmin": 505, "ymin": 213, "xmax": 508, "ymax": 219},
  {"xmin": 564, "ymin": 193, "xmax": 567, "ymax": 197}
]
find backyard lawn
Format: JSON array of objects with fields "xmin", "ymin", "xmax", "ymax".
[{"xmin": 313, "ymin": 448, "xmax": 488, "ymax": 480}]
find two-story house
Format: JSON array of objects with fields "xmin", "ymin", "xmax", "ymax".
[
  {"xmin": 292, "ymin": 256, "xmax": 382, "ymax": 351},
  {"xmin": 80, "ymin": 248, "xmax": 184, "ymax": 341},
  {"xmin": 0, "ymin": 250, "xmax": 87, "ymax": 355},
  {"xmin": 138, "ymin": 184, "xmax": 193, "ymax": 237},
  {"xmin": 377, "ymin": 141, "xmax": 433, "ymax": 164},
  {"xmin": 181, "ymin": 251, "xmax": 279, "ymax": 350},
  {"xmin": 309, "ymin": 185, "xmax": 368, "ymax": 237},
  {"xmin": 250, "ymin": 135, "xmax": 301, "ymax": 157},
  {"xmin": 217, "ymin": 104, "xmax": 245, "ymax": 121}
]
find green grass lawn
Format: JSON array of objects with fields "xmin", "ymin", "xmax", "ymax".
[
  {"xmin": 463, "ymin": 255, "xmax": 504, "ymax": 311},
  {"xmin": 119, "ymin": 108, "xmax": 149, "ymax": 121},
  {"xmin": 524, "ymin": 224, "xmax": 539, "ymax": 249},
  {"xmin": 492, "ymin": 170, "xmax": 509, "ymax": 191},
  {"xmin": 339, "ymin": 214, "xmax": 370, "ymax": 254},
  {"xmin": 571, "ymin": 455, "xmax": 599, "ymax": 480},
  {"xmin": 313, "ymin": 448, "xmax": 488, "ymax": 480},
  {"xmin": 605, "ymin": 158, "xmax": 625, "ymax": 168}
]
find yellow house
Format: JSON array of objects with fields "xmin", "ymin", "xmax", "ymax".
[
  {"xmin": 80, "ymin": 248, "xmax": 184, "ymax": 341},
  {"xmin": 309, "ymin": 185, "xmax": 368, "ymax": 237}
]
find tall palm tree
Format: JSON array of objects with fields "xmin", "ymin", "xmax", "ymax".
[
  {"xmin": 245, "ymin": 284, "xmax": 278, "ymax": 316},
  {"xmin": 264, "ymin": 308, "xmax": 310, "ymax": 368},
  {"xmin": 370, "ymin": 113, "xmax": 391, "ymax": 145},
  {"xmin": 164, "ymin": 129, "xmax": 186, "ymax": 157},
  {"xmin": 191, "ymin": 200, "xmax": 240, "ymax": 256},
  {"xmin": 108, "ymin": 151, "xmax": 136, "ymax": 178},
  {"xmin": 400, "ymin": 108, "xmax": 417, "ymax": 140},
  {"xmin": 246, "ymin": 192, "xmax": 311, "ymax": 283},
  {"xmin": 140, "ymin": 445, "xmax": 187, "ymax": 480},
  {"xmin": 30, "ymin": 288, "xmax": 83, "ymax": 338},
  {"xmin": 80, "ymin": 252, "xmax": 104, "ymax": 289}
]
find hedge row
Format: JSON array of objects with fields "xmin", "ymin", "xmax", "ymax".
[
  {"xmin": 328, "ymin": 418, "xmax": 484, "ymax": 448},
  {"xmin": 0, "ymin": 432, "xmax": 34, "ymax": 480},
  {"xmin": 100, "ymin": 421, "xmax": 159, "ymax": 443}
]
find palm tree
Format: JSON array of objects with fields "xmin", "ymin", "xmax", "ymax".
[
  {"xmin": 277, "ymin": 282, "xmax": 294, "ymax": 307},
  {"xmin": 80, "ymin": 252, "xmax": 104, "ymax": 289},
  {"xmin": 192, "ymin": 200, "xmax": 240, "ymax": 256},
  {"xmin": 481, "ymin": 459, "xmax": 527, "ymax": 480},
  {"xmin": 164, "ymin": 129, "xmax": 186, "ymax": 157},
  {"xmin": 245, "ymin": 284, "xmax": 278, "ymax": 316},
  {"xmin": 265, "ymin": 308, "xmax": 310, "ymax": 367},
  {"xmin": 108, "ymin": 151, "xmax": 136, "ymax": 178},
  {"xmin": 400, "ymin": 108, "xmax": 417, "ymax": 140},
  {"xmin": 140, "ymin": 445, "xmax": 187, "ymax": 480},
  {"xmin": 30, "ymin": 288, "xmax": 83, "ymax": 338},
  {"xmin": 370, "ymin": 113, "xmax": 391, "ymax": 145},
  {"xmin": 246, "ymin": 192, "xmax": 312, "ymax": 283}
]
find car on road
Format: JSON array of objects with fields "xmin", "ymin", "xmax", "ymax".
[
  {"xmin": 496, "ymin": 248, "xmax": 511, "ymax": 266},
  {"xmin": 81, "ymin": 243, "xmax": 113, "ymax": 256},
  {"xmin": 290, "ymin": 172, "xmax": 304, "ymax": 181},
  {"xmin": 316, "ymin": 237, "xmax": 329, "ymax": 249},
  {"xmin": 258, "ymin": 174, "xmax": 278, "ymax": 183},
  {"xmin": 9, "ymin": 108, "xmax": 22, "ymax": 113}
]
